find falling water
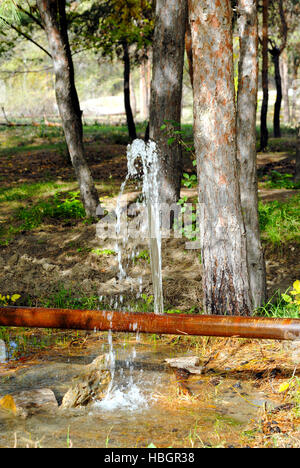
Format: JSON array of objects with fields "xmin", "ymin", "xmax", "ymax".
[
  {"xmin": 115, "ymin": 139, "xmax": 164, "ymax": 315},
  {"xmin": 96, "ymin": 139, "xmax": 164, "ymax": 411}
]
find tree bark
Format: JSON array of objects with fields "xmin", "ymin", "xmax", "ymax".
[
  {"xmin": 123, "ymin": 41, "xmax": 137, "ymax": 141},
  {"xmin": 149, "ymin": 0, "xmax": 187, "ymax": 208},
  {"xmin": 270, "ymin": 47, "xmax": 282, "ymax": 138},
  {"xmin": 237, "ymin": 0, "xmax": 266, "ymax": 309},
  {"xmin": 36, "ymin": 0, "xmax": 99, "ymax": 217},
  {"xmin": 260, "ymin": 0, "xmax": 269, "ymax": 151},
  {"xmin": 189, "ymin": 0, "xmax": 252, "ymax": 316},
  {"xmin": 280, "ymin": 49, "xmax": 290, "ymax": 125}
]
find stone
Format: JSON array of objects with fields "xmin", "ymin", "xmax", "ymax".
[
  {"xmin": 165, "ymin": 356, "xmax": 203, "ymax": 375},
  {"xmin": 0, "ymin": 340, "xmax": 6, "ymax": 363},
  {"xmin": 0, "ymin": 388, "xmax": 58, "ymax": 418},
  {"xmin": 61, "ymin": 355, "xmax": 111, "ymax": 409}
]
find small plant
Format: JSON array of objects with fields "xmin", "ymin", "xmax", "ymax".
[
  {"xmin": 265, "ymin": 171, "xmax": 300, "ymax": 190},
  {"xmin": 182, "ymin": 172, "xmax": 197, "ymax": 189},
  {"xmin": 282, "ymin": 280, "xmax": 300, "ymax": 310},
  {"xmin": 134, "ymin": 250, "xmax": 150, "ymax": 264},
  {"xmin": 0, "ymin": 294, "xmax": 21, "ymax": 306},
  {"xmin": 255, "ymin": 286, "xmax": 300, "ymax": 319}
]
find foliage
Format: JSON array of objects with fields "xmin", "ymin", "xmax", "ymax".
[
  {"xmin": 0, "ymin": 293, "xmax": 20, "ymax": 305},
  {"xmin": 15, "ymin": 191, "xmax": 85, "ymax": 230},
  {"xmin": 258, "ymin": 194, "xmax": 300, "ymax": 245},
  {"xmin": 282, "ymin": 280, "xmax": 300, "ymax": 309},
  {"xmin": 0, "ymin": 0, "xmax": 19, "ymax": 24},
  {"xmin": 264, "ymin": 171, "xmax": 300, "ymax": 189},
  {"xmin": 255, "ymin": 287, "xmax": 299, "ymax": 318}
]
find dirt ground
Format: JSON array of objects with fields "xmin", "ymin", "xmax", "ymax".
[{"xmin": 0, "ymin": 137, "xmax": 299, "ymax": 308}]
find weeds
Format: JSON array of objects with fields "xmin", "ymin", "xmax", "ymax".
[{"xmin": 258, "ymin": 194, "xmax": 300, "ymax": 245}]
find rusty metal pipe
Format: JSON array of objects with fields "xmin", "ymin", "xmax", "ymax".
[{"xmin": 0, "ymin": 306, "xmax": 300, "ymax": 341}]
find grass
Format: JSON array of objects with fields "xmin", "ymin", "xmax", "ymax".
[
  {"xmin": 258, "ymin": 193, "xmax": 300, "ymax": 245},
  {"xmin": 0, "ymin": 181, "xmax": 68, "ymax": 203},
  {"xmin": 255, "ymin": 290, "xmax": 300, "ymax": 319}
]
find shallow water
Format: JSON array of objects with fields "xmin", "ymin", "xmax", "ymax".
[{"xmin": 0, "ymin": 334, "xmax": 275, "ymax": 448}]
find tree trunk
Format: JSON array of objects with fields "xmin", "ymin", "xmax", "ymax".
[
  {"xmin": 260, "ymin": 0, "xmax": 269, "ymax": 151},
  {"xmin": 123, "ymin": 41, "xmax": 137, "ymax": 141},
  {"xmin": 149, "ymin": 0, "xmax": 187, "ymax": 209},
  {"xmin": 185, "ymin": 14, "xmax": 193, "ymax": 87},
  {"xmin": 130, "ymin": 76, "xmax": 136, "ymax": 117},
  {"xmin": 36, "ymin": 0, "xmax": 99, "ymax": 217},
  {"xmin": 280, "ymin": 49, "xmax": 290, "ymax": 125},
  {"xmin": 189, "ymin": 0, "xmax": 252, "ymax": 316},
  {"xmin": 291, "ymin": 58, "xmax": 299, "ymax": 124},
  {"xmin": 140, "ymin": 59, "xmax": 149, "ymax": 121},
  {"xmin": 271, "ymin": 48, "xmax": 282, "ymax": 138},
  {"xmin": 237, "ymin": 0, "xmax": 266, "ymax": 309}
]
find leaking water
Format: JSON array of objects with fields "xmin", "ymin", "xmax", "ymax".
[
  {"xmin": 0, "ymin": 334, "xmax": 276, "ymax": 448},
  {"xmin": 114, "ymin": 139, "xmax": 164, "ymax": 315}
]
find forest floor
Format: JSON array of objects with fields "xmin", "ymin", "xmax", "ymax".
[{"xmin": 0, "ymin": 123, "xmax": 299, "ymax": 447}]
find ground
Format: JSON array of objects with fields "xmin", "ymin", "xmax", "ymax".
[{"xmin": 0, "ymin": 123, "xmax": 299, "ymax": 447}]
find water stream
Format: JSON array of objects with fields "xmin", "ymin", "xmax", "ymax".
[
  {"xmin": 115, "ymin": 139, "xmax": 164, "ymax": 315},
  {"xmin": 0, "ymin": 334, "xmax": 275, "ymax": 448}
]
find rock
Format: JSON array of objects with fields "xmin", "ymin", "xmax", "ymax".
[
  {"xmin": 61, "ymin": 355, "xmax": 111, "ymax": 409},
  {"xmin": 0, "ymin": 389, "xmax": 58, "ymax": 418},
  {"xmin": 165, "ymin": 356, "xmax": 203, "ymax": 375},
  {"xmin": 0, "ymin": 340, "xmax": 6, "ymax": 363}
]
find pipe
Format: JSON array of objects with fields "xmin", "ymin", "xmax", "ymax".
[{"xmin": 0, "ymin": 306, "xmax": 300, "ymax": 341}]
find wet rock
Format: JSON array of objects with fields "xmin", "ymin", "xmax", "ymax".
[
  {"xmin": 0, "ymin": 389, "xmax": 58, "ymax": 418},
  {"xmin": 165, "ymin": 356, "xmax": 203, "ymax": 375},
  {"xmin": 0, "ymin": 340, "xmax": 6, "ymax": 363},
  {"xmin": 61, "ymin": 355, "xmax": 111, "ymax": 409}
]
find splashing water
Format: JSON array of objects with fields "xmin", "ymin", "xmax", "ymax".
[{"xmin": 115, "ymin": 139, "xmax": 164, "ymax": 315}]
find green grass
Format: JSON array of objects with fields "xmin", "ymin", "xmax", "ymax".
[
  {"xmin": 258, "ymin": 193, "xmax": 300, "ymax": 245},
  {"xmin": 255, "ymin": 290, "xmax": 299, "ymax": 319},
  {"xmin": 0, "ymin": 181, "xmax": 67, "ymax": 203},
  {"xmin": 40, "ymin": 286, "xmax": 102, "ymax": 310},
  {"xmin": 15, "ymin": 191, "xmax": 85, "ymax": 229},
  {"xmin": 262, "ymin": 171, "xmax": 300, "ymax": 190}
]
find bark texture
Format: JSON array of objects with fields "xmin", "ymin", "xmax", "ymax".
[
  {"xmin": 149, "ymin": 0, "xmax": 187, "ymax": 208},
  {"xmin": 237, "ymin": 0, "xmax": 266, "ymax": 309},
  {"xmin": 260, "ymin": 0, "xmax": 269, "ymax": 151},
  {"xmin": 37, "ymin": 0, "xmax": 99, "ymax": 217},
  {"xmin": 189, "ymin": 0, "xmax": 252, "ymax": 316}
]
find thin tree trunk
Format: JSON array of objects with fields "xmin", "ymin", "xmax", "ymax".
[
  {"xmin": 130, "ymin": 76, "xmax": 136, "ymax": 117},
  {"xmin": 123, "ymin": 41, "xmax": 137, "ymax": 141},
  {"xmin": 237, "ymin": 0, "xmax": 266, "ymax": 309},
  {"xmin": 149, "ymin": 0, "xmax": 187, "ymax": 209},
  {"xmin": 280, "ymin": 49, "xmax": 290, "ymax": 124},
  {"xmin": 291, "ymin": 58, "xmax": 299, "ymax": 124},
  {"xmin": 36, "ymin": 0, "xmax": 99, "ymax": 217},
  {"xmin": 271, "ymin": 48, "xmax": 282, "ymax": 138},
  {"xmin": 140, "ymin": 59, "xmax": 148, "ymax": 121},
  {"xmin": 260, "ymin": 0, "xmax": 269, "ymax": 151},
  {"xmin": 189, "ymin": 0, "xmax": 252, "ymax": 316},
  {"xmin": 185, "ymin": 14, "xmax": 193, "ymax": 87}
]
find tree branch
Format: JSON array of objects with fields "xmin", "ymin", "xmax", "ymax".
[{"xmin": 0, "ymin": 15, "xmax": 51, "ymax": 57}]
